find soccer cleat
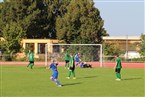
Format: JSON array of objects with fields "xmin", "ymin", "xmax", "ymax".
[
  {"xmin": 116, "ymin": 78, "xmax": 121, "ymax": 81},
  {"xmin": 58, "ymin": 85, "xmax": 62, "ymax": 87},
  {"xmin": 73, "ymin": 77, "xmax": 76, "ymax": 79},
  {"xmin": 66, "ymin": 77, "xmax": 70, "ymax": 79}
]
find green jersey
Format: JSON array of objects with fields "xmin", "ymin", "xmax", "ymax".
[
  {"xmin": 116, "ymin": 57, "xmax": 122, "ymax": 68},
  {"xmin": 65, "ymin": 53, "xmax": 70, "ymax": 61},
  {"xmin": 69, "ymin": 56, "xmax": 75, "ymax": 67},
  {"xmin": 27, "ymin": 53, "xmax": 34, "ymax": 61}
]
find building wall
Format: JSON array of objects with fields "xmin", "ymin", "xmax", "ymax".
[
  {"xmin": 21, "ymin": 36, "xmax": 141, "ymax": 58},
  {"xmin": 21, "ymin": 39, "xmax": 61, "ymax": 57},
  {"xmin": 103, "ymin": 36, "xmax": 141, "ymax": 51}
]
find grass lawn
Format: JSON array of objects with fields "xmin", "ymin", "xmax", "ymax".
[{"xmin": 0, "ymin": 65, "xmax": 144, "ymax": 97}]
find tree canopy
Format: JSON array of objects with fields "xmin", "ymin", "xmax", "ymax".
[
  {"xmin": 0, "ymin": 0, "xmax": 108, "ymax": 54},
  {"xmin": 139, "ymin": 34, "xmax": 145, "ymax": 56},
  {"xmin": 56, "ymin": 0, "xmax": 108, "ymax": 44},
  {"xmin": 2, "ymin": 22, "xmax": 23, "ymax": 54}
]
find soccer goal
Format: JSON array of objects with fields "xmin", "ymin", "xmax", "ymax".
[{"xmin": 45, "ymin": 44, "xmax": 103, "ymax": 67}]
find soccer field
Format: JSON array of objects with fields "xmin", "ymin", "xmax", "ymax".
[{"xmin": 0, "ymin": 66, "xmax": 144, "ymax": 97}]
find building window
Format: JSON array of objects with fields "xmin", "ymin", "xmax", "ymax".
[
  {"xmin": 53, "ymin": 44, "xmax": 60, "ymax": 53},
  {"xmin": 38, "ymin": 43, "xmax": 46, "ymax": 54}
]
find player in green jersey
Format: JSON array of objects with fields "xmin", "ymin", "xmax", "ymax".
[
  {"xmin": 66, "ymin": 53, "xmax": 76, "ymax": 79},
  {"xmin": 27, "ymin": 50, "xmax": 34, "ymax": 69},
  {"xmin": 64, "ymin": 50, "xmax": 70, "ymax": 69},
  {"xmin": 114, "ymin": 55, "xmax": 122, "ymax": 81}
]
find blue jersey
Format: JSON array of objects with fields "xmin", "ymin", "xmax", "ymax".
[
  {"xmin": 50, "ymin": 63, "xmax": 58, "ymax": 73},
  {"xmin": 49, "ymin": 63, "xmax": 58, "ymax": 79},
  {"xmin": 75, "ymin": 53, "xmax": 80, "ymax": 62}
]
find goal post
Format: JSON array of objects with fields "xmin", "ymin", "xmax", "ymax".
[
  {"xmin": 45, "ymin": 43, "xmax": 48, "ymax": 67},
  {"xmin": 45, "ymin": 44, "xmax": 103, "ymax": 67}
]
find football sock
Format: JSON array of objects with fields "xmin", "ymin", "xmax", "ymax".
[
  {"xmin": 30, "ymin": 64, "xmax": 33, "ymax": 69},
  {"xmin": 68, "ymin": 71, "xmax": 71, "ymax": 77},
  {"xmin": 117, "ymin": 73, "xmax": 120, "ymax": 79},
  {"xmin": 55, "ymin": 80, "xmax": 61, "ymax": 85},
  {"xmin": 51, "ymin": 77, "xmax": 55, "ymax": 81},
  {"xmin": 118, "ymin": 73, "xmax": 121, "ymax": 79},
  {"xmin": 72, "ymin": 71, "xmax": 76, "ymax": 77},
  {"xmin": 116, "ymin": 73, "xmax": 118, "ymax": 78}
]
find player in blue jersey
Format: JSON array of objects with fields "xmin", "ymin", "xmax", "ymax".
[
  {"xmin": 46, "ymin": 60, "xmax": 62, "ymax": 87},
  {"xmin": 75, "ymin": 52, "xmax": 81, "ymax": 66}
]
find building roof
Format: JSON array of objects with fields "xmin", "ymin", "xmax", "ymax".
[{"xmin": 103, "ymin": 36, "xmax": 141, "ymax": 40}]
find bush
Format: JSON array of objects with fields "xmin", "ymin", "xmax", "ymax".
[
  {"xmin": 2, "ymin": 54, "xmax": 12, "ymax": 61},
  {"xmin": 131, "ymin": 58, "xmax": 145, "ymax": 62},
  {"xmin": 14, "ymin": 57, "xmax": 27, "ymax": 61}
]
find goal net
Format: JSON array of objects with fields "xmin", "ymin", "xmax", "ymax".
[{"xmin": 45, "ymin": 44, "xmax": 102, "ymax": 67}]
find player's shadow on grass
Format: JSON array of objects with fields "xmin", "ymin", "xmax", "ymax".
[
  {"xmin": 62, "ymin": 82, "xmax": 82, "ymax": 87},
  {"xmin": 78, "ymin": 75, "xmax": 98, "ymax": 79},
  {"xmin": 35, "ymin": 67, "xmax": 46, "ymax": 69},
  {"xmin": 122, "ymin": 77, "xmax": 142, "ymax": 80}
]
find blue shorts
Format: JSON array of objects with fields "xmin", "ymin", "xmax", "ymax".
[
  {"xmin": 75, "ymin": 58, "xmax": 80, "ymax": 62},
  {"xmin": 52, "ymin": 72, "xmax": 58, "ymax": 79}
]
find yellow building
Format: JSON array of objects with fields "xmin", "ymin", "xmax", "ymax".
[
  {"xmin": 9, "ymin": 36, "xmax": 142, "ymax": 59},
  {"xmin": 21, "ymin": 39, "xmax": 62, "ymax": 57},
  {"xmin": 21, "ymin": 36, "xmax": 141, "ymax": 56},
  {"xmin": 1, "ymin": 36, "xmax": 142, "ymax": 59},
  {"xmin": 103, "ymin": 36, "xmax": 141, "ymax": 51}
]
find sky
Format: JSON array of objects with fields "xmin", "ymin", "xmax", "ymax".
[
  {"xmin": 0, "ymin": 0, "xmax": 144, "ymax": 36},
  {"xmin": 94, "ymin": 0, "xmax": 144, "ymax": 36}
]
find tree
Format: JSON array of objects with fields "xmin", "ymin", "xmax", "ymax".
[
  {"xmin": 0, "ymin": 2, "xmax": 5, "ymax": 37},
  {"xmin": 0, "ymin": 0, "xmax": 70, "ymax": 39},
  {"xmin": 38, "ymin": 0, "xmax": 70, "ymax": 39},
  {"xmin": 24, "ymin": 0, "xmax": 70, "ymax": 39},
  {"xmin": 0, "ymin": 0, "xmax": 41, "ymax": 38},
  {"xmin": 0, "ymin": 0, "xmax": 109, "ymax": 55},
  {"xmin": 0, "ymin": 0, "xmax": 41, "ymax": 54},
  {"xmin": 103, "ymin": 42, "xmax": 124, "ymax": 56},
  {"xmin": 2, "ymin": 22, "xmax": 23, "ymax": 54},
  {"xmin": 56, "ymin": 0, "xmax": 108, "ymax": 44},
  {"xmin": 0, "ymin": 0, "xmax": 71, "ymax": 54},
  {"xmin": 139, "ymin": 34, "xmax": 145, "ymax": 56}
]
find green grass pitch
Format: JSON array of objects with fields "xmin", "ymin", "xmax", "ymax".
[{"xmin": 0, "ymin": 65, "xmax": 144, "ymax": 97}]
